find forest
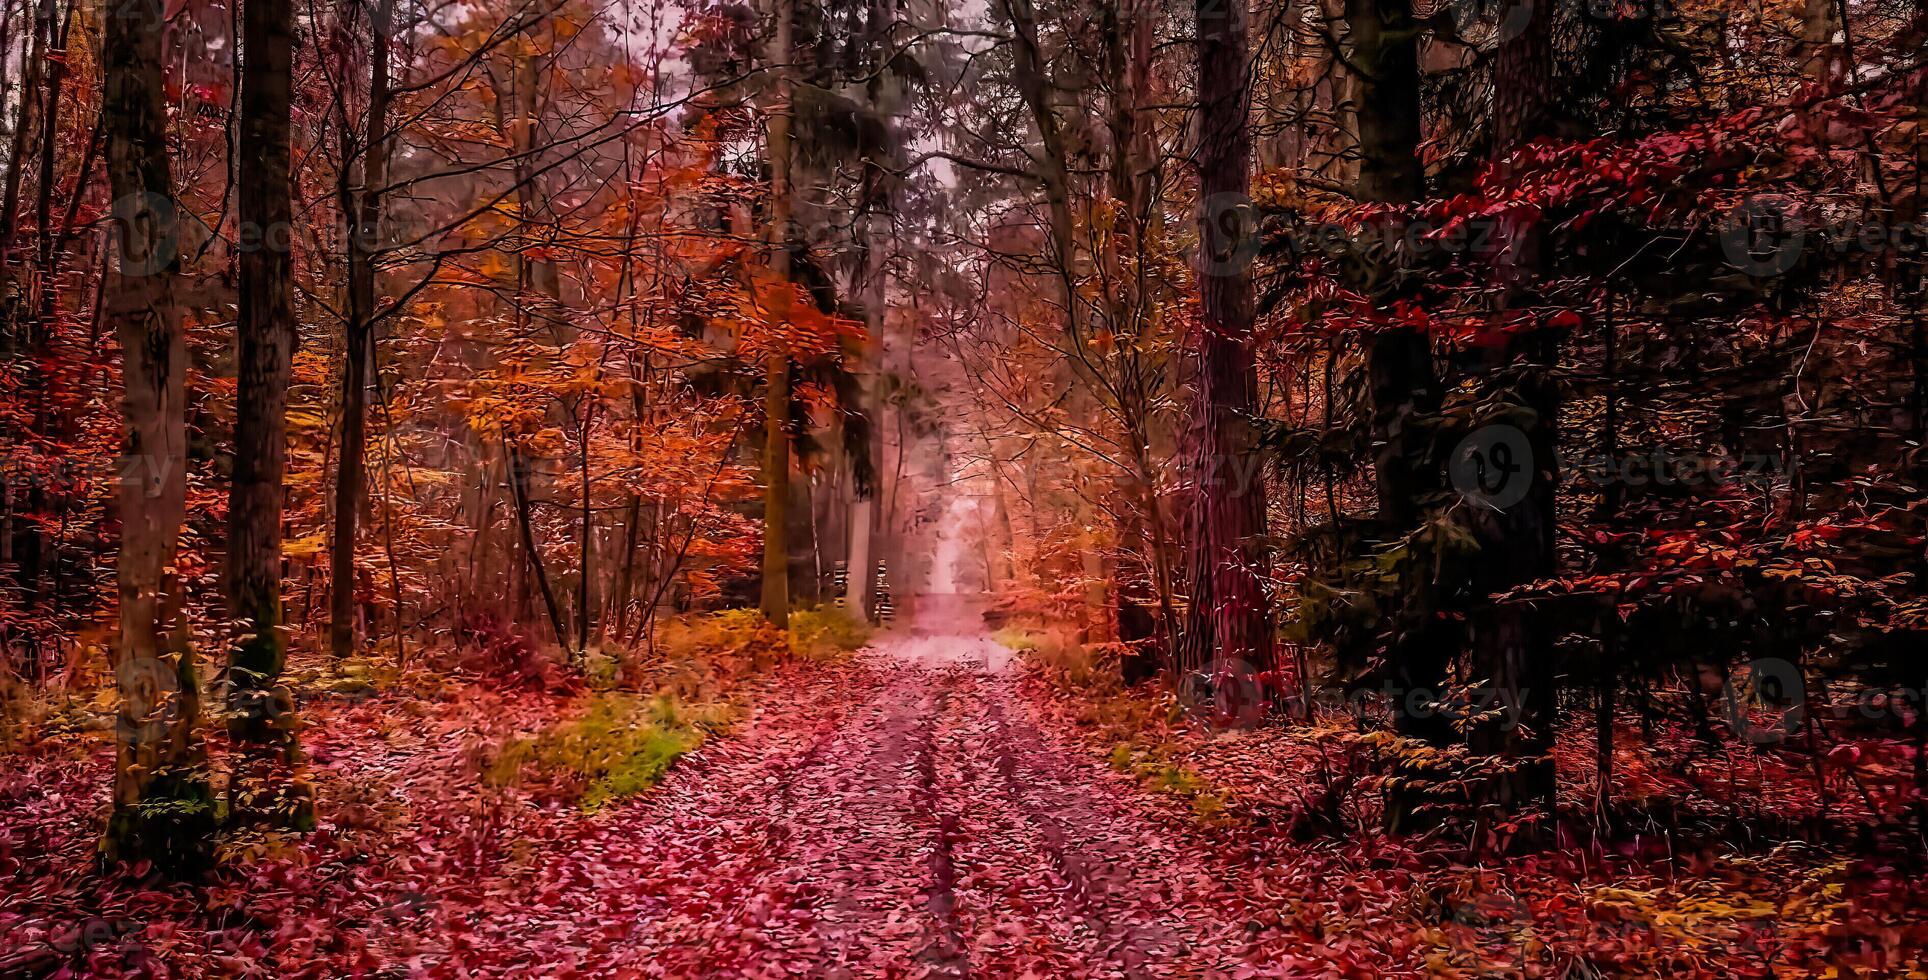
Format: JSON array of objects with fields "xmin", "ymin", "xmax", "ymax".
[{"xmin": 1, "ymin": 0, "xmax": 1926, "ymax": 971}]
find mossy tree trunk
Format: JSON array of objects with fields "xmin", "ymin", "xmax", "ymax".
[{"xmin": 100, "ymin": 0, "xmax": 213, "ymax": 875}]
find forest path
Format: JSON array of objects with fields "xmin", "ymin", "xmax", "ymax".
[{"xmin": 458, "ymin": 595, "xmax": 1287, "ymax": 977}]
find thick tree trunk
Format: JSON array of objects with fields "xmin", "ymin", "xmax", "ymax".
[
  {"xmin": 28, "ymin": 0, "xmax": 69, "ymax": 346},
  {"xmin": 100, "ymin": 0, "xmax": 213, "ymax": 874},
  {"xmin": 1347, "ymin": 0, "xmax": 1457, "ymax": 830},
  {"xmin": 759, "ymin": 0, "xmax": 794, "ymax": 628},
  {"xmin": 1468, "ymin": 0, "xmax": 1565, "ymax": 815},
  {"xmin": 1178, "ymin": 0, "xmax": 1274, "ymax": 720},
  {"xmin": 844, "ymin": 198, "xmax": 887, "ymax": 620},
  {"xmin": 227, "ymin": 0, "xmax": 312, "ymax": 829},
  {"xmin": 845, "ymin": 498, "xmax": 873, "ymax": 614},
  {"xmin": 0, "ymin": 0, "xmax": 53, "ymax": 614},
  {"xmin": 1800, "ymin": 0, "xmax": 1845, "ymax": 86},
  {"xmin": 330, "ymin": 0, "xmax": 392, "ymax": 658},
  {"xmin": 0, "ymin": 0, "xmax": 48, "ymax": 332}
]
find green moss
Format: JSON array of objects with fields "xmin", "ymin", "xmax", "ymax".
[
  {"xmin": 579, "ymin": 726, "xmax": 701, "ymax": 809},
  {"xmin": 489, "ymin": 692, "xmax": 737, "ymax": 811}
]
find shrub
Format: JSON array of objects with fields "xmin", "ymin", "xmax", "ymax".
[
  {"xmin": 453, "ymin": 612, "xmax": 576, "ymax": 693},
  {"xmin": 786, "ymin": 606, "xmax": 871, "ymax": 661},
  {"xmin": 657, "ymin": 609, "xmax": 784, "ymax": 663}
]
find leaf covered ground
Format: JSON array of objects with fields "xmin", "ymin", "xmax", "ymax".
[{"xmin": 4, "ymin": 614, "xmax": 1927, "ymax": 978}]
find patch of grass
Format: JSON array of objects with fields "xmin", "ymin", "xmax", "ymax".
[
  {"xmin": 488, "ymin": 692, "xmax": 737, "ymax": 811},
  {"xmin": 1092, "ymin": 727, "xmax": 1239, "ymax": 825},
  {"xmin": 993, "ymin": 628, "xmax": 1040, "ymax": 651},
  {"xmin": 490, "ymin": 606, "xmax": 864, "ymax": 810},
  {"xmin": 786, "ymin": 606, "xmax": 871, "ymax": 661}
]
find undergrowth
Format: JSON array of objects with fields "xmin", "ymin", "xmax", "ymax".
[
  {"xmin": 995, "ymin": 627, "xmax": 1235, "ymax": 819},
  {"xmin": 486, "ymin": 606, "xmax": 868, "ymax": 809},
  {"xmin": 786, "ymin": 606, "xmax": 871, "ymax": 661},
  {"xmin": 487, "ymin": 692, "xmax": 736, "ymax": 810}
]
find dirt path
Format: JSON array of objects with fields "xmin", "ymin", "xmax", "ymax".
[{"xmin": 450, "ymin": 598, "xmax": 1287, "ymax": 978}]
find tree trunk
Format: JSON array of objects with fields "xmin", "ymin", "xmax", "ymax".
[
  {"xmin": 227, "ymin": 0, "xmax": 312, "ymax": 830},
  {"xmin": 1179, "ymin": 0, "xmax": 1273, "ymax": 720},
  {"xmin": 998, "ymin": 0, "xmax": 1080, "ymax": 337},
  {"xmin": 844, "ymin": 191, "xmax": 888, "ymax": 621},
  {"xmin": 1467, "ymin": 0, "xmax": 1565, "ymax": 815},
  {"xmin": 1, "ymin": 0, "xmax": 53, "ymax": 611},
  {"xmin": 1348, "ymin": 0, "xmax": 1456, "ymax": 831},
  {"xmin": 28, "ymin": 0, "xmax": 70, "ymax": 348},
  {"xmin": 0, "ymin": 0, "xmax": 49, "ymax": 341},
  {"xmin": 508, "ymin": 440, "xmax": 569, "ymax": 647},
  {"xmin": 845, "ymin": 497, "xmax": 874, "ymax": 615},
  {"xmin": 100, "ymin": 0, "xmax": 213, "ymax": 874},
  {"xmin": 759, "ymin": 0, "xmax": 795, "ymax": 628},
  {"xmin": 576, "ymin": 410, "xmax": 594, "ymax": 656},
  {"xmin": 330, "ymin": 0, "xmax": 393, "ymax": 658}
]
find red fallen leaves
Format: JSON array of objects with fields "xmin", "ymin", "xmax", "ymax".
[
  {"xmin": 1019, "ymin": 653, "xmax": 1928, "ymax": 978},
  {"xmin": 6, "ymin": 633, "xmax": 1928, "ymax": 977}
]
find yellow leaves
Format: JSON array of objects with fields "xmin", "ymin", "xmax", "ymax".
[
  {"xmin": 477, "ymin": 252, "xmax": 514, "ymax": 281},
  {"xmin": 284, "ymin": 531, "xmax": 330, "ymax": 559},
  {"xmin": 286, "ymin": 406, "xmax": 330, "ymax": 433}
]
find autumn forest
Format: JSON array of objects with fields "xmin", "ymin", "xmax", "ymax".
[{"xmin": 2, "ymin": 0, "xmax": 1928, "ymax": 971}]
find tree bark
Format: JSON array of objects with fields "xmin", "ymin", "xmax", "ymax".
[
  {"xmin": 0, "ymin": 0, "xmax": 49, "ymax": 339},
  {"xmin": 1178, "ymin": 0, "xmax": 1274, "ymax": 719},
  {"xmin": 330, "ymin": 0, "xmax": 393, "ymax": 658},
  {"xmin": 227, "ymin": 0, "xmax": 313, "ymax": 830},
  {"xmin": 759, "ymin": 0, "xmax": 795, "ymax": 628},
  {"xmin": 508, "ymin": 440, "xmax": 569, "ymax": 647},
  {"xmin": 1347, "ymin": 0, "xmax": 1456, "ymax": 830},
  {"xmin": 1467, "ymin": 0, "xmax": 1565, "ymax": 815},
  {"xmin": 100, "ymin": 0, "xmax": 213, "ymax": 874}
]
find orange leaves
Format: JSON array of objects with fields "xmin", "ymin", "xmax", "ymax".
[{"xmin": 711, "ymin": 264, "xmax": 865, "ymax": 361}]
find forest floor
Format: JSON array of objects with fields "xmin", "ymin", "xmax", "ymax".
[{"xmin": 5, "ymin": 599, "xmax": 1928, "ymax": 977}]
